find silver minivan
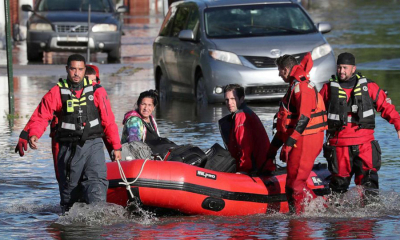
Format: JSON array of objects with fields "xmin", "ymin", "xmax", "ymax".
[{"xmin": 153, "ymin": 0, "xmax": 336, "ymax": 103}]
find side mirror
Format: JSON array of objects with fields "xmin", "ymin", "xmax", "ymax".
[
  {"xmin": 117, "ymin": 6, "xmax": 128, "ymax": 13},
  {"xmin": 317, "ymin": 22, "xmax": 332, "ymax": 34},
  {"xmin": 178, "ymin": 30, "xmax": 195, "ymax": 41},
  {"xmin": 22, "ymin": 4, "xmax": 33, "ymax": 12}
]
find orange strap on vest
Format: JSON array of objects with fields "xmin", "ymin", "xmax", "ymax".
[{"xmin": 276, "ymin": 82, "xmax": 327, "ymax": 136}]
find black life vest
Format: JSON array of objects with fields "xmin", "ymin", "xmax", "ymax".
[
  {"xmin": 218, "ymin": 113, "xmax": 234, "ymax": 149},
  {"xmin": 56, "ymin": 78, "xmax": 104, "ymax": 142},
  {"xmin": 327, "ymin": 74, "xmax": 375, "ymax": 131}
]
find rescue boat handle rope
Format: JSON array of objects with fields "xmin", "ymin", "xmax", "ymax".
[{"xmin": 116, "ymin": 158, "xmax": 150, "ymax": 198}]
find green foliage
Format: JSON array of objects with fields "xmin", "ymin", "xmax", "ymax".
[
  {"xmin": 111, "ymin": 66, "xmax": 144, "ymax": 76},
  {"xmin": 3, "ymin": 111, "xmax": 30, "ymax": 120}
]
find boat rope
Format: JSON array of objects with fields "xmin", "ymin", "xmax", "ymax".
[{"xmin": 116, "ymin": 158, "xmax": 150, "ymax": 199}]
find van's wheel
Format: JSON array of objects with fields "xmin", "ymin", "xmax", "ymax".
[
  {"xmin": 27, "ymin": 46, "xmax": 43, "ymax": 62},
  {"xmin": 158, "ymin": 74, "xmax": 171, "ymax": 100},
  {"xmin": 195, "ymin": 74, "xmax": 208, "ymax": 104}
]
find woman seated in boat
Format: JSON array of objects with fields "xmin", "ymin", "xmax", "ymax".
[{"xmin": 121, "ymin": 89, "xmax": 160, "ymax": 144}]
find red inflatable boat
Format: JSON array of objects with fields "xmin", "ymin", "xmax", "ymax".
[{"xmin": 106, "ymin": 160, "xmax": 330, "ymax": 216}]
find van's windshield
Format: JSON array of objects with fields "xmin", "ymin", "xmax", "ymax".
[
  {"xmin": 205, "ymin": 4, "xmax": 317, "ymax": 38},
  {"xmin": 36, "ymin": 0, "xmax": 113, "ymax": 12}
]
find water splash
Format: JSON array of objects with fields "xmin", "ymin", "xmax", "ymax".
[
  {"xmin": 125, "ymin": 200, "xmax": 158, "ymax": 225},
  {"xmin": 55, "ymin": 201, "xmax": 158, "ymax": 226},
  {"xmin": 302, "ymin": 186, "xmax": 400, "ymax": 218}
]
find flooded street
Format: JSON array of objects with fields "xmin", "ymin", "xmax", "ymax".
[{"xmin": 1, "ymin": 0, "xmax": 400, "ymax": 239}]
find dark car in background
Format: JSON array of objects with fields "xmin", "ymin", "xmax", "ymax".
[{"xmin": 22, "ymin": 0, "xmax": 127, "ymax": 62}]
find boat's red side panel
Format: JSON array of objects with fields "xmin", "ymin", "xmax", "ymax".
[{"xmin": 106, "ymin": 160, "xmax": 324, "ymax": 215}]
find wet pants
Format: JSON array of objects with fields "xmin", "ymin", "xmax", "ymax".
[
  {"xmin": 286, "ymin": 131, "xmax": 324, "ymax": 214},
  {"xmin": 325, "ymin": 140, "xmax": 381, "ymax": 194},
  {"xmin": 51, "ymin": 137, "xmax": 59, "ymax": 182},
  {"xmin": 57, "ymin": 138, "xmax": 108, "ymax": 209}
]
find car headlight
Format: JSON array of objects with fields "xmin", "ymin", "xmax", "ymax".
[
  {"xmin": 30, "ymin": 23, "xmax": 52, "ymax": 31},
  {"xmin": 209, "ymin": 49, "xmax": 242, "ymax": 65},
  {"xmin": 92, "ymin": 24, "xmax": 117, "ymax": 32},
  {"xmin": 311, "ymin": 43, "xmax": 332, "ymax": 60}
]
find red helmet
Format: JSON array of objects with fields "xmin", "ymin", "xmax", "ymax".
[{"xmin": 86, "ymin": 64, "xmax": 100, "ymax": 83}]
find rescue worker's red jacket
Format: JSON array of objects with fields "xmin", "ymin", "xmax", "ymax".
[
  {"xmin": 219, "ymin": 103, "xmax": 274, "ymax": 173},
  {"xmin": 320, "ymin": 76, "xmax": 400, "ymax": 146},
  {"xmin": 275, "ymin": 52, "xmax": 327, "ymax": 147},
  {"xmin": 26, "ymin": 80, "xmax": 121, "ymax": 150}
]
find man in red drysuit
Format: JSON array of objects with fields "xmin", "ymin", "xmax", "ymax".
[
  {"xmin": 320, "ymin": 52, "xmax": 400, "ymax": 201},
  {"xmin": 266, "ymin": 53, "xmax": 327, "ymax": 214},
  {"xmin": 15, "ymin": 64, "xmax": 111, "ymax": 182},
  {"xmin": 15, "ymin": 54, "xmax": 121, "ymax": 213},
  {"xmin": 219, "ymin": 84, "xmax": 275, "ymax": 174}
]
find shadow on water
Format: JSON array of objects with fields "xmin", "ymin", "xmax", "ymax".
[
  {"xmin": 156, "ymin": 99, "xmax": 280, "ymax": 123},
  {"xmin": 154, "ymin": 99, "xmax": 280, "ymax": 149}
]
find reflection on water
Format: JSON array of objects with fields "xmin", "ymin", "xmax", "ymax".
[{"xmin": 40, "ymin": 191, "xmax": 400, "ymax": 239}]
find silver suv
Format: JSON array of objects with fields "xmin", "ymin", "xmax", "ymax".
[{"xmin": 153, "ymin": 0, "xmax": 336, "ymax": 103}]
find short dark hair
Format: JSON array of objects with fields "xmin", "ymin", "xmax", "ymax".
[
  {"xmin": 136, "ymin": 89, "xmax": 159, "ymax": 108},
  {"xmin": 67, "ymin": 54, "xmax": 86, "ymax": 66},
  {"xmin": 85, "ymin": 66, "xmax": 97, "ymax": 75},
  {"xmin": 224, "ymin": 84, "xmax": 245, "ymax": 99},
  {"xmin": 275, "ymin": 54, "xmax": 297, "ymax": 70}
]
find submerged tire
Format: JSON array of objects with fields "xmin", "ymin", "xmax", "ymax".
[
  {"xmin": 27, "ymin": 46, "xmax": 43, "ymax": 62},
  {"xmin": 195, "ymin": 75, "xmax": 208, "ymax": 105},
  {"xmin": 158, "ymin": 74, "xmax": 171, "ymax": 101},
  {"xmin": 107, "ymin": 45, "xmax": 121, "ymax": 63}
]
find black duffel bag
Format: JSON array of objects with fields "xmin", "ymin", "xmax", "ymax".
[
  {"xmin": 167, "ymin": 145, "xmax": 208, "ymax": 167},
  {"xmin": 204, "ymin": 143, "xmax": 236, "ymax": 173},
  {"xmin": 145, "ymin": 137, "xmax": 179, "ymax": 158}
]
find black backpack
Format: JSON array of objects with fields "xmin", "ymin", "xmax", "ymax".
[
  {"xmin": 146, "ymin": 137, "xmax": 207, "ymax": 167},
  {"xmin": 167, "ymin": 145, "xmax": 208, "ymax": 167},
  {"xmin": 145, "ymin": 137, "xmax": 179, "ymax": 158},
  {"xmin": 204, "ymin": 143, "xmax": 236, "ymax": 173}
]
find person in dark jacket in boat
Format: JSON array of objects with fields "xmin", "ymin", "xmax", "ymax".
[
  {"xmin": 121, "ymin": 90, "xmax": 160, "ymax": 144},
  {"xmin": 15, "ymin": 54, "xmax": 122, "ymax": 214},
  {"xmin": 320, "ymin": 52, "xmax": 400, "ymax": 201},
  {"xmin": 219, "ymin": 84, "xmax": 275, "ymax": 174}
]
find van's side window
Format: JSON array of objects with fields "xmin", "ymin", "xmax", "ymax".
[
  {"xmin": 159, "ymin": 6, "xmax": 177, "ymax": 36},
  {"xmin": 186, "ymin": 6, "xmax": 200, "ymax": 40},
  {"xmin": 171, "ymin": 7, "xmax": 190, "ymax": 37}
]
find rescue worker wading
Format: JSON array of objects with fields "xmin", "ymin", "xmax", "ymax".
[
  {"xmin": 319, "ymin": 52, "xmax": 400, "ymax": 201},
  {"xmin": 16, "ymin": 54, "xmax": 122, "ymax": 214},
  {"xmin": 15, "ymin": 64, "xmax": 110, "ymax": 183},
  {"xmin": 219, "ymin": 84, "xmax": 275, "ymax": 174},
  {"xmin": 266, "ymin": 53, "xmax": 327, "ymax": 214}
]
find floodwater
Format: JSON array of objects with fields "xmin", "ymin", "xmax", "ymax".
[{"xmin": 1, "ymin": 0, "xmax": 400, "ymax": 239}]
